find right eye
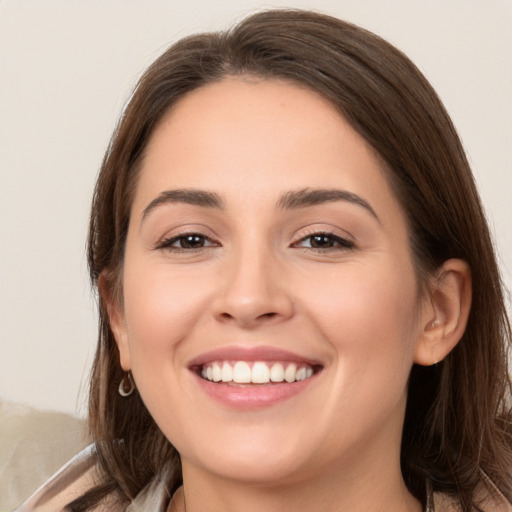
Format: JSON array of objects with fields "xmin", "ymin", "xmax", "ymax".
[{"xmin": 156, "ymin": 233, "xmax": 218, "ymax": 252}]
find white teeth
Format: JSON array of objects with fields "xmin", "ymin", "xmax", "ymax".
[
  {"xmin": 200, "ymin": 360, "xmax": 315, "ymax": 384},
  {"xmin": 233, "ymin": 361, "xmax": 251, "ymax": 383},
  {"xmin": 212, "ymin": 362, "xmax": 222, "ymax": 382},
  {"xmin": 284, "ymin": 363, "xmax": 297, "ymax": 383},
  {"xmin": 221, "ymin": 361, "xmax": 232, "ymax": 382},
  {"xmin": 296, "ymin": 367, "xmax": 307, "ymax": 381},
  {"xmin": 252, "ymin": 362, "xmax": 270, "ymax": 383},
  {"xmin": 270, "ymin": 362, "xmax": 285, "ymax": 382}
]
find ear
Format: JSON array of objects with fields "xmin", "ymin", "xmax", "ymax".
[
  {"xmin": 98, "ymin": 273, "xmax": 131, "ymax": 371},
  {"xmin": 414, "ymin": 259, "xmax": 472, "ymax": 366}
]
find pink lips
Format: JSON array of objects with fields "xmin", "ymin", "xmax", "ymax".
[{"xmin": 188, "ymin": 345, "xmax": 322, "ymax": 410}]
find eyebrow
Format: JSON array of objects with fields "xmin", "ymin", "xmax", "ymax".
[
  {"xmin": 142, "ymin": 189, "xmax": 225, "ymax": 220},
  {"xmin": 141, "ymin": 187, "xmax": 379, "ymax": 223},
  {"xmin": 276, "ymin": 188, "xmax": 379, "ymax": 221}
]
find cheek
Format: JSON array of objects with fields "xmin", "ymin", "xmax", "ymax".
[
  {"xmin": 119, "ymin": 260, "xmax": 213, "ymax": 436},
  {"xmin": 303, "ymin": 259, "xmax": 420, "ymax": 366},
  {"xmin": 121, "ymin": 259, "xmax": 212, "ymax": 364},
  {"xmin": 301, "ymin": 261, "xmax": 420, "ymax": 444}
]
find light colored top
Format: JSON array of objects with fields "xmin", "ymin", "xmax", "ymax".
[{"xmin": 14, "ymin": 445, "xmax": 512, "ymax": 512}]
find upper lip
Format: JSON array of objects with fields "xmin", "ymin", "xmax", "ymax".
[{"xmin": 188, "ymin": 345, "xmax": 323, "ymax": 368}]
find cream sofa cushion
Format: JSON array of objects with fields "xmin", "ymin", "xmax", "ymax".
[{"xmin": 0, "ymin": 397, "xmax": 87, "ymax": 511}]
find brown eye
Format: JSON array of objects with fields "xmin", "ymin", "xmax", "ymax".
[
  {"xmin": 179, "ymin": 235, "xmax": 207, "ymax": 248},
  {"xmin": 310, "ymin": 235, "xmax": 336, "ymax": 248},
  {"xmin": 157, "ymin": 233, "xmax": 218, "ymax": 252},
  {"xmin": 295, "ymin": 233, "xmax": 355, "ymax": 251}
]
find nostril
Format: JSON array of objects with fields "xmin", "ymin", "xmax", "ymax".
[
  {"xmin": 213, "ymin": 289, "xmax": 294, "ymax": 326},
  {"xmin": 218, "ymin": 311, "xmax": 278, "ymax": 324}
]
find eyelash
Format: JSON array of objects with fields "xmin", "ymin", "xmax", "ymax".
[
  {"xmin": 156, "ymin": 231, "xmax": 355, "ymax": 253},
  {"xmin": 155, "ymin": 232, "xmax": 219, "ymax": 252},
  {"xmin": 292, "ymin": 232, "xmax": 355, "ymax": 252}
]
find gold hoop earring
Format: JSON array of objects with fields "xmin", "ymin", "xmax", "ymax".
[{"xmin": 118, "ymin": 371, "xmax": 135, "ymax": 397}]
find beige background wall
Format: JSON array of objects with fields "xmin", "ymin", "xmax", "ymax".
[{"xmin": 1, "ymin": 0, "xmax": 511, "ymax": 417}]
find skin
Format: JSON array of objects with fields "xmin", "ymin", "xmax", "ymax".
[{"xmin": 107, "ymin": 78, "xmax": 471, "ymax": 512}]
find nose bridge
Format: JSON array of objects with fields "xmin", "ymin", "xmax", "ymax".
[{"xmin": 213, "ymin": 235, "xmax": 293, "ymax": 327}]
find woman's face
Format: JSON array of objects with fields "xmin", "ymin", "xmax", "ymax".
[{"xmin": 111, "ymin": 78, "xmax": 431, "ymax": 485}]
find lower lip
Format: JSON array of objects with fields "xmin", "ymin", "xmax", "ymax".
[{"xmin": 193, "ymin": 372, "xmax": 319, "ymax": 410}]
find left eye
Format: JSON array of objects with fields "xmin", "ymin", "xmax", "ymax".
[{"xmin": 295, "ymin": 233, "xmax": 354, "ymax": 250}]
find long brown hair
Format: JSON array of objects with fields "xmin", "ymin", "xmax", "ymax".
[{"xmin": 78, "ymin": 9, "xmax": 512, "ymax": 511}]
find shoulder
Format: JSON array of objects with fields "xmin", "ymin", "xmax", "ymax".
[
  {"xmin": 433, "ymin": 480, "xmax": 512, "ymax": 512},
  {"xmin": 0, "ymin": 398, "xmax": 87, "ymax": 511},
  {"xmin": 14, "ymin": 444, "xmax": 171, "ymax": 512},
  {"xmin": 13, "ymin": 445, "xmax": 111, "ymax": 512},
  {"xmin": 474, "ymin": 475, "xmax": 512, "ymax": 512}
]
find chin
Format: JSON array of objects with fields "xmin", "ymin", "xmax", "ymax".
[
  {"xmin": 177, "ymin": 426, "xmax": 317, "ymax": 485},
  {"xmin": 197, "ymin": 452, "xmax": 310, "ymax": 485}
]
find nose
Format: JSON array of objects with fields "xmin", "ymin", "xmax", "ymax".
[{"xmin": 211, "ymin": 247, "xmax": 294, "ymax": 329}]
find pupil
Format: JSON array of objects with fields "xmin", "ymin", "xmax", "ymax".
[
  {"xmin": 311, "ymin": 235, "xmax": 333, "ymax": 248},
  {"xmin": 182, "ymin": 235, "xmax": 203, "ymax": 248}
]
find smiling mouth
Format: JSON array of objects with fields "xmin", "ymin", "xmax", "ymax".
[{"xmin": 195, "ymin": 361, "xmax": 322, "ymax": 385}]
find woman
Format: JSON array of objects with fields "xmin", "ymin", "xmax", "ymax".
[{"xmin": 17, "ymin": 8, "xmax": 512, "ymax": 512}]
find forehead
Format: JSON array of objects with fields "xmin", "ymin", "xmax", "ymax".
[{"xmin": 133, "ymin": 78, "xmax": 404, "ymax": 228}]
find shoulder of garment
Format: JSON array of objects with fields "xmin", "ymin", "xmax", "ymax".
[
  {"xmin": 432, "ymin": 475, "xmax": 512, "ymax": 512},
  {"xmin": 13, "ymin": 444, "xmax": 171, "ymax": 512},
  {"xmin": 13, "ymin": 445, "xmax": 115, "ymax": 512}
]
